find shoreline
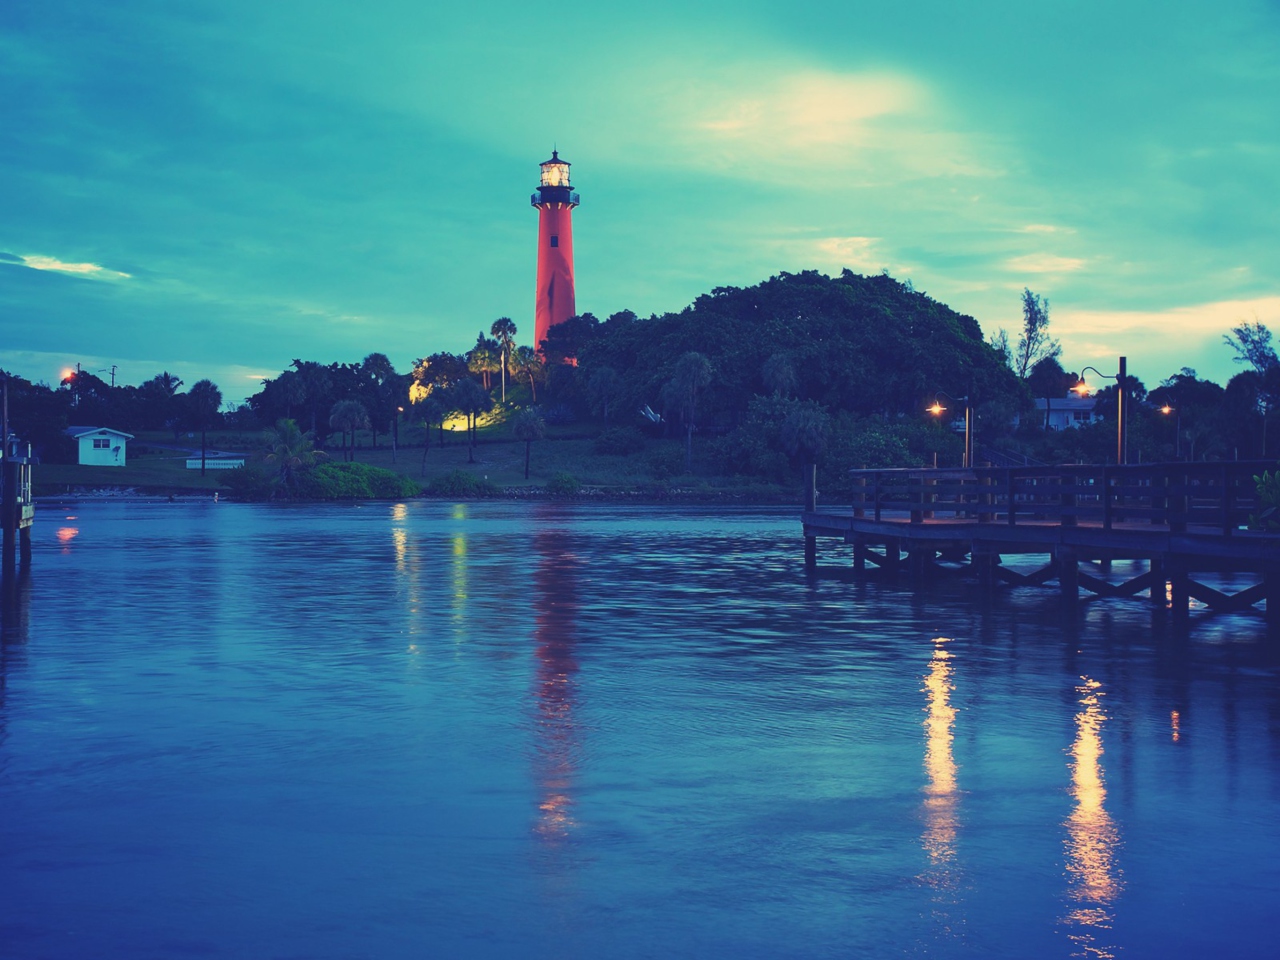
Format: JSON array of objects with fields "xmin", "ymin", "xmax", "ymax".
[{"xmin": 34, "ymin": 485, "xmax": 800, "ymax": 506}]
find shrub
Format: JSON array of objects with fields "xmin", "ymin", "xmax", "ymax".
[
  {"xmin": 219, "ymin": 463, "xmax": 278, "ymax": 500},
  {"xmin": 1251, "ymin": 469, "xmax": 1280, "ymax": 531},
  {"xmin": 426, "ymin": 469, "xmax": 499, "ymax": 498},
  {"xmin": 545, "ymin": 471, "xmax": 581, "ymax": 496},
  {"xmin": 541, "ymin": 403, "xmax": 578, "ymax": 425},
  {"xmin": 646, "ymin": 446, "xmax": 686, "ymax": 480},
  {"xmin": 594, "ymin": 426, "xmax": 646, "ymax": 456},
  {"xmin": 295, "ymin": 461, "xmax": 421, "ymax": 500}
]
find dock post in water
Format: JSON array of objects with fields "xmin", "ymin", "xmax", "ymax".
[{"xmin": 803, "ymin": 462, "xmax": 817, "ymax": 571}]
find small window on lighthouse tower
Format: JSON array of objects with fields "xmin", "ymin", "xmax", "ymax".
[{"xmin": 550, "ymin": 235, "xmax": 559, "ymax": 247}]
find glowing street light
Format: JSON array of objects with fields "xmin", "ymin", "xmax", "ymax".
[
  {"xmin": 928, "ymin": 391, "xmax": 972, "ymax": 468},
  {"xmin": 1160, "ymin": 403, "xmax": 1181, "ymax": 460},
  {"xmin": 1078, "ymin": 357, "xmax": 1128, "ymax": 465}
]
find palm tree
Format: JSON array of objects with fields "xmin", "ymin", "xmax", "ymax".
[
  {"xmin": 468, "ymin": 334, "xmax": 501, "ymax": 390},
  {"xmin": 416, "ymin": 395, "xmax": 445, "ymax": 475},
  {"xmin": 262, "ymin": 419, "xmax": 323, "ymax": 497},
  {"xmin": 360, "ymin": 352, "xmax": 399, "ymax": 449},
  {"xmin": 291, "ymin": 359, "xmax": 332, "ymax": 437},
  {"xmin": 186, "ymin": 379, "xmax": 223, "ymax": 476},
  {"xmin": 329, "ymin": 399, "xmax": 371, "ymax": 462},
  {"xmin": 780, "ymin": 401, "xmax": 831, "ymax": 510},
  {"xmin": 512, "ymin": 346, "xmax": 544, "ymax": 402},
  {"xmin": 490, "ymin": 317, "xmax": 518, "ymax": 403},
  {"xmin": 511, "ymin": 408, "xmax": 546, "ymax": 479},
  {"xmin": 762, "ymin": 353, "xmax": 798, "ymax": 398},
  {"xmin": 666, "ymin": 352, "xmax": 713, "ymax": 473},
  {"xmin": 452, "ymin": 378, "xmax": 491, "ymax": 463}
]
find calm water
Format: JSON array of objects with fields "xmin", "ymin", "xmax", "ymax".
[{"xmin": 1, "ymin": 500, "xmax": 1278, "ymax": 959}]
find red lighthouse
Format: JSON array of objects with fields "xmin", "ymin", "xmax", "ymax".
[{"xmin": 531, "ymin": 150, "xmax": 580, "ymax": 353}]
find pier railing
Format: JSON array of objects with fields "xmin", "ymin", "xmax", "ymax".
[{"xmin": 849, "ymin": 461, "xmax": 1273, "ymax": 536}]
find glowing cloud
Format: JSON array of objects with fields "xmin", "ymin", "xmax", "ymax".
[
  {"xmin": 815, "ymin": 236, "xmax": 886, "ymax": 272},
  {"xmin": 1055, "ymin": 296, "xmax": 1280, "ymax": 339},
  {"xmin": 657, "ymin": 66, "xmax": 990, "ymax": 183},
  {"xmin": 20, "ymin": 255, "xmax": 131, "ymax": 280}
]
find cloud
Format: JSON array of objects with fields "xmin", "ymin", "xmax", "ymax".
[
  {"xmin": 1055, "ymin": 296, "xmax": 1280, "ymax": 339},
  {"xmin": 1004, "ymin": 253, "xmax": 1087, "ymax": 274},
  {"xmin": 0, "ymin": 251, "xmax": 22, "ymax": 263},
  {"xmin": 814, "ymin": 236, "xmax": 887, "ymax": 272},
  {"xmin": 1017, "ymin": 224, "xmax": 1075, "ymax": 235},
  {"xmin": 17, "ymin": 254, "xmax": 132, "ymax": 280}
]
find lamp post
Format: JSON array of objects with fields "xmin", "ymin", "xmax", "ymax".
[
  {"xmin": 1160, "ymin": 404, "xmax": 1181, "ymax": 460},
  {"xmin": 928, "ymin": 391, "xmax": 972, "ymax": 468},
  {"xmin": 1076, "ymin": 357, "xmax": 1128, "ymax": 465},
  {"xmin": 393, "ymin": 406, "xmax": 403, "ymax": 464}
]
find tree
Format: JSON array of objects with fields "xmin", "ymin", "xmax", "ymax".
[
  {"xmin": 329, "ymin": 399, "xmax": 370, "ymax": 462},
  {"xmin": 415, "ymin": 395, "xmax": 446, "ymax": 475},
  {"xmin": 186, "ymin": 379, "xmax": 223, "ymax": 476},
  {"xmin": 1148, "ymin": 368, "xmax": 1226, "ymax": 461},
  {"xmin": 1026, "ymin": 356, "xmax": 1079, "ymax": 430},
  {"xmin": 451, "ymin": 378, "xmax": 492, "ymax": 463},
  {"xmin": 665, "ymin": 351, "xmax": 713, "ymax": 473},
  {"xmin": 468, "ymin": 334, "xmax": 501, "ymax": 390},
  {"xmin": 1224, "ymin": 320, "xmax": 1278, "ymax": 375},
  {"xmin": 762, "ymin": 352, "xmax": 798, "ymax": 397},
  {"xmin": 360, "ymin": 353, "xmax": 400, "ymax": 450},
  {"xmin": 490, "ymin": 317, "xmax": 518, "ymax": 403},
  {"xmin": 780, "ymin": 400, "xmax": 832, "ymax": 508},
  {"xmin": 587, "ymin": 366, "xmax": 621, "ymax": 427},
  {"xmin": 262, "ymin": 418, "xmax": 323, "ymax": 497},
  {"xmin": 137, "ymin": 371, "xmax": 184, "ymax": 430},
  {"xmin": 512, "ymin": 346, "xmax": 545, "ymax": 402},
  {"xmin": 511, "ymin": 408, "xmax": 546, "ymax": 479},
  {"xmin": 291, "ymin": 360, "xmax": 333, "ymax": 437},
  {"xmin": 1013, "ymin": 288, "xmax": 1060, "ymax": 379},
  {"xmin": 411, "ymin": 352, "xmax": 470, "ymax": 396},
  {"xmin": 540, "ymin": 312, "xmax": 601, "ymax": 365},
  {"xmin": 1223, "ymin": 321, "xmax": 1279, "ymax": 455}
]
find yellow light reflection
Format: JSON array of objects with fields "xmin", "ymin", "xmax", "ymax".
[
  {"xmin": 451, "ymin": 534, "xmax": 468, "ymax": 622},
  {"xmin": 57, "ymin": 527, "xmax": 79, "ymax": 544},
  {"xmin": 920, "ymin": 636, "xmax": 962, "ymax": 927},
  {"xmin": 1170, "ymin": 710, "xmax": 1180, "ymax": 743},
  {"xmin": 1062, "ymin": 676, "xmax": 1123, "ymax": 959}
]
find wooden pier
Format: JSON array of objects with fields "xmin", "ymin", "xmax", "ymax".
[
  {"xmin": 803, "ymin": 462, "xmax": 1280, "ymax": 637},
  {"xmin": 1, "ymin": 436, "xmax": 35, "ymax": 575}
]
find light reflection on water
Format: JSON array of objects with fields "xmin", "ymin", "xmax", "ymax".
[
  {"xmin": 921, "ymin": 636, "xmax": 964, "ymax": 941},
  {"xmin": 1, "ymin": 499, "xmax": 1278, "ymax": 959},
  {"xmin": 1062, "ymin": 677, "xmax": 1123, "ymax": 959}
]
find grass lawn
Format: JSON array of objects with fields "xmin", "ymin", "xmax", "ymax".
[
  {"xmin": 36, "ymin": 455, "xmax": 228, "ymax": 494},
  {"xmin": 34, "ymin": 414, "xmax": 797, "ymax": 500}
]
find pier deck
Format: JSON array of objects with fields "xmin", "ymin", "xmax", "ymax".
[{"xmin": 802, "ymin": 462, "xmax": 1280, "ymax": 634}]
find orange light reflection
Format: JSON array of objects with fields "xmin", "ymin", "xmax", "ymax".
[
  {"xmin": 920, "ymin": 636, "xmax": 963, "ymax": 934},
  {"xmin": 1061, "ymin": 676, "xmax": 1123, "ymax": 959}
]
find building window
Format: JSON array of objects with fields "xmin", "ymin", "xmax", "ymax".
[
  {"xmin": 93, "ymin": 438, "xmax": 110, "ymax": 449},
  {"xmin": 550, "ymin": 235, "xmax": 559, "ymax": 247}
]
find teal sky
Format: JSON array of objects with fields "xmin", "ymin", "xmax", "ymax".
[{"xmin": 3, "ymin": 0, "xmax": 1278, "ymax": 403}]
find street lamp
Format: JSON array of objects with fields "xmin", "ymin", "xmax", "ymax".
[
  {"xmin": 1075, "ymin": 356, "xmax": 1128, "ymax": 465},
  {"xmin": 393, "ymin": 406, "xmax": 404, "ymax": 463},
  {"xmin": 1160, "ymin": 403, "xmax": 1181, "ymax": 460},
  {"xmin": 928, "ymin": 391, "xmax": 972, "ymax": 468}
]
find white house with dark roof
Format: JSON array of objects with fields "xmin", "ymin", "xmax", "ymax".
[{"xmin": 65, "ymin": 426, "xmax": 134, "ymax": 466}]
